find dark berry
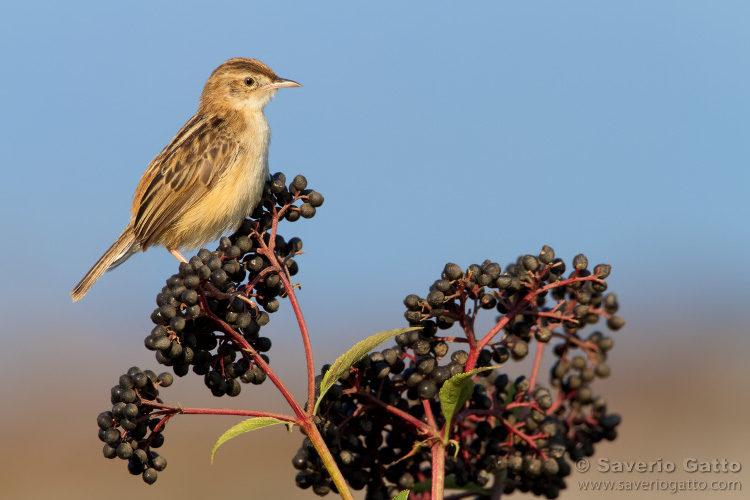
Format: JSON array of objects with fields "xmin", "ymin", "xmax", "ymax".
[
  {"xmin": 116, "ymin": 442, "xmax": 133, "ymax": 460},
  {"xmin": 299, "ymin": 203, "xmax": 316, "ymax": 218},
  {"xmin": 535, "ymin": 327, "xmax": 552, "ymax": 343},
  {"xmin": 443, "ymin": 263, "xmax": 463, "ymax": 281},
  {"xmin": 539, "ymin": 245, "xmax": 555, "ymax": 264},
  {"xmin": 210, "ymin": 269, "xmax": 228, "ymax": 285},
  {"xmin": 451, "ymin": 350, "xmax": 469, "ymax": 366},
  {"xmin": 522, "ymin": 255, "xmax": 539, "ymax": 271},
  {"xmin": 572, "ymin": 254, "xmax": 588, "ymax": 270},
  {"xmin": 417, "ymin": 380, "xmax": 438, "ymax": 399},
  {"xmin": 142, "ymin": 468, "xmax": 158, "ymax": 485},
  {"xmin": 595, "ymin": 264, "xmax": 611, "ymax": 278},
  {"xmin": 157, "ymin": 372, "xmax": 174, "ymax": 387},
  {"xmin": 307, "ymin": 191, "xmax": 324, "ymax": 207},
  {"xmin": 432, "ymin": 341, "xmax": 449, "ymax": 358},
  {"xmin": 103, "ymin": 443, "xmax": 117, "ymax": 459},
  {"xmin": 412, "ymin": 340, "xmax": 431, "ymax": 356},
  {"xmin": 97, "ymin": 411, "xmax": 114, "ymax": 430},
  {"xmin": 607, "ymin": 316, "xmax": 626, "ymax": 330},
  {"xmin": 550, "ymin": 258, "xmax": 566, "ymax": 275},
  {"xmin": 103, "ymin": 428, "xmax": 121, "ymax": 445},
  {"xmin": 511, "ymin": 339, "xmax": 528, "ymax": 360},
  {"xmin": 291, "ymin": 175, "xmax": 308, "ymax": 192},
  {"xmin": 416, "ymin": 356, "xmax": 437, "ymax": 375}
]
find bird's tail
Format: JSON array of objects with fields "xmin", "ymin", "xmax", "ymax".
[{"xmin": 71, "ymin": 227, "xmax": 139, "ymax": 302}]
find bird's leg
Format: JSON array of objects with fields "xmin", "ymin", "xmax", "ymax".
[{"xmin": 169, "ymin": 248, "xmax": 189, "ymax": 263}]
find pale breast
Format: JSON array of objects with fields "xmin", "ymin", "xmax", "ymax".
[{"xmin": 166, "ymin": 120, "xmax": 270, "ymax": 250}]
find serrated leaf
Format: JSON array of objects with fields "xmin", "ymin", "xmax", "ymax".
[
  {"xmin": 439, "ymin": 367, "xmax": 495, "ymax": 436},
  {"xmin": 314, "ymin": 326, "xmax": 421, "ymax": 415},
  {"xmin": 211, "ymin": 417, "xmax": 288, "ymax": 464},
  {"xmin": 391, "ymin": 490, "xmax": 411, "ymax": 500}
]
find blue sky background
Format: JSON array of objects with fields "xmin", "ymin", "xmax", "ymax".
[
  {"xmin": 1, "ymin": 0, "xmax": 747, "ymax": 348},
  {"xmin": 1, "ymin": 2, "xmax": 749, "ymax": 499}
]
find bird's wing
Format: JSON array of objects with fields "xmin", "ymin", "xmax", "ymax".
[{"xmin": 132, "ymin": 113, "xmax": 241, "ymax": 248}]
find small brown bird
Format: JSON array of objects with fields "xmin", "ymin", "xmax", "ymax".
[{"xmin": 71, "ymin": 58, "xmax": 300, "ymax": 301}]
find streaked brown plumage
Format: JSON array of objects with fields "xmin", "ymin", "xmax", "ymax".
[{"xmin": 71, "ymin": 58, "xmax": 300, "ymax": 302}]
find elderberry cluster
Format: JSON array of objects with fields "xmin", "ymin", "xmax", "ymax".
[
  {"xmin": 144, "ymin": 173, "xmax": 322, "ymax": 397},
  {"xmin": 97, "ymin": 367, "xmax": 172, "ymax": 484},
  {"xmin": 296, "ymin": 246, "xmax": 622, "ymax": 499},
  {"xmin": 99, "ymin": 172, "xmax": 323, "ymax": 484}
]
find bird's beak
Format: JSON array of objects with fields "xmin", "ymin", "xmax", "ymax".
[{"xmin": 271, "ymin": 78, "xmax": 302, "ymax": 89}]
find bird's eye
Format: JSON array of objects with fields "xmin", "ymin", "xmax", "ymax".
[{"xmin": 244, "ymin": 77, "xmax": 255, "ymax": 87}]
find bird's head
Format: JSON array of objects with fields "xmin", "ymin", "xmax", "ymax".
[{"xmin": 199, "ymin": 58, "xmax": 300, "ymax": 113}]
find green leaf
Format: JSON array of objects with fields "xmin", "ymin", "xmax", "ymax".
[
  {"xmin": 409, "ymin": 477, "xmax": 490, "ymax": 495},
  {"xmin": 504, "ymin": 383, "xmax": 517, "ymax": 405},
  {"xmin": 443, "ymin": 476, "xmax": 492, "ymax": 495},
  {"xmin": 211, "ymin": 417, "xmax": 289, "ymax": 464},
  {"xmin": 439, "ymin": 367, "xmax": 495, "ymax": 435},
  {"xmin": 314, "ymin": 326, "xmax": 421, "ymax": 415},
  {"xmin": 391, "ymin": 490, "xmax": 411, "ymax": 500}
]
